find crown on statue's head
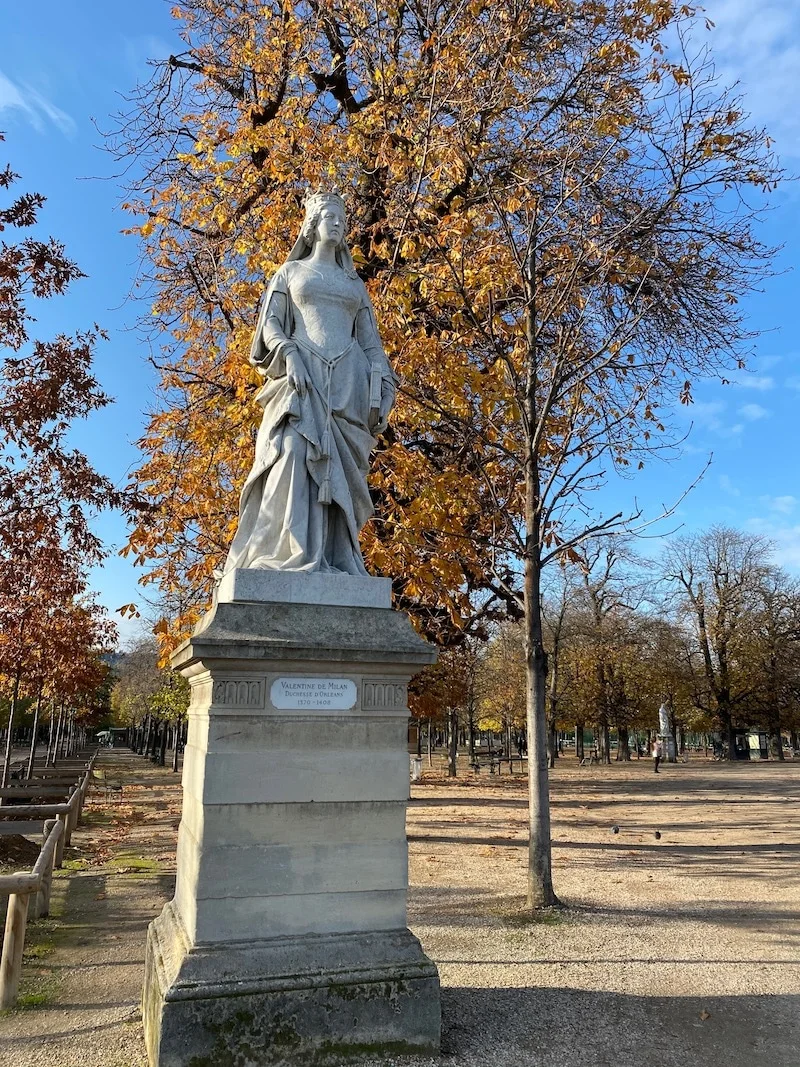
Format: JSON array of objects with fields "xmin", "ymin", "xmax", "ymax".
[{"xmin": 302, "ymin": 184, "xmax": 346, "ymax": 217}]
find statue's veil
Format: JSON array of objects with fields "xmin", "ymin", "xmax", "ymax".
[
  {"xmin": 248, "ymin": 191, "xmax": 357, "ymax": 367},
  {"xmin": 284, "ymin": 190, "xmax": 356, "ymax": 274}
]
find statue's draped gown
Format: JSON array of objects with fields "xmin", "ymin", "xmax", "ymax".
[{"xmin": 222, "ymin": 259, "xmax": 395, "ymax": 576}]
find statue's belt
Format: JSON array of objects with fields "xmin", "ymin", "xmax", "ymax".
[{"xmin": 294, "ymin": 337, "xmax": 354, "ymax": 367}]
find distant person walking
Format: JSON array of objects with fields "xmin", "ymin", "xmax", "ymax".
[{"xmin": 653, "ymin": 738, "xmax": 663, "ymax": 774}]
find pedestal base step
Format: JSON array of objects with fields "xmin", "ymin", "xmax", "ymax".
[{"xmin": 144, "ymin": 904, "xmax": 441, "ymax": 1066}]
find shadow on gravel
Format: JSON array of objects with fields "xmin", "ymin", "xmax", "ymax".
[
  {"xmin": 409, "ymin": 832, "xmax": 524, "ymax": 848},
  {"xmin": 441, "ymin": 986, "xmax": 800, "ymax": 1067},
  {"xmin": 56, "ymin": 870, "xmax": 175, "ymax": 927},
  {"xmin": 554, "ymin": 839, "xmax": 800, "ymax": 855}
]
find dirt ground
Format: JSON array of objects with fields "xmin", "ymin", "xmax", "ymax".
[{"xmin": 1, "ymin": 751, "xmax": 799, "ymax": 1066}]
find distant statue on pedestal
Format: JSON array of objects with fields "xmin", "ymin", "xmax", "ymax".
[
  {"xmin": 658, "ymin": 702, "xmax": 671, "ymax": 737},
  {"xmin": 222, "ymin": 189, "xmax": 397, "ymax": 577}
]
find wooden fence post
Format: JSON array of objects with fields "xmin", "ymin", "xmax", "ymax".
[
  {"xmin": 0, "ymin": 891, "xmax": 31, "ymax": 1008},
  {"xmin": 34, "ymin": 820, "xmax": 59, "ymax": 919},
  {"xmin": 66, "ymin": 788, "xmax": 79, "ymax": 837},
  {"xmin": 54, "ymin": 813, "xmax": 67, "ymax": 868}
]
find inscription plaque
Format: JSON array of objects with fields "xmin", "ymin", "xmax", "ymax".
[{"xmin": 271, "ymin": 677, "xmax": 357, "ymax": 710}]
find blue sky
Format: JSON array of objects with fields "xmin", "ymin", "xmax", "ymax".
[{"xmin": 1, "ymin": 1, "xmax": 799, "ymax": 645}]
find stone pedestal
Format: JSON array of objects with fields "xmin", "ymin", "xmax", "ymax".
[{"xmin": 143, "ymin": 573, "xmax": 440, "ymax": 1066}]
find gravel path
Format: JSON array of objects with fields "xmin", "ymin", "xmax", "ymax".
[{"xmin": 1, "ymin": 753, "xmax": 799, "ymax": 1066}]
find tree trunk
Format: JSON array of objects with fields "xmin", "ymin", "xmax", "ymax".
[
  {"xmin": 719, "ymin": 707, "xmax": 736, "ymax": 760},
  {"xmin": 600, "ymin": 720, "xmax": 611, "ymax": 765},
  {"xmin": 426, "ymin": 719, "xmax": 433, "ymax": 767},
  {"xmin": 25, "ymin": 687, "xmax": 43, "ymax": 780},
  {"xmin": 1, "ymin": 669, "xmax": 22, "ymax": 788},
  {"xmin": 159, "ymin": 721, "xmax": 168, "ymax": 766},
  {"xmin": 773, "ymin": 728, "xmax": 785, "ymax": 761},
  {"xmin": 524, "ymin": 580, "xmax": 557, "ymax": 906},
  {"xmin": 575, "ymin": 724, "xmax": 584, "ymax": 761},
  {"xmin": 616, "ymin": 726, "xmax": 631, "ymax": 761},
  {"xmin": 547, "ymin": 643, "xmax": 560, "ymax": 769},
  {"xmin": 523, "ymin": 277, "xmax": 558, "ymax": 909},
  {"xmin": 142, "ymin": 715, "xmax": 152, "ymax": 757},
  {"xmin": 51, "ymin": 702, "xmax": 65, "ymax": 766},
  {"xmin": 172, "ymin": 718, "xmax": 182, "ymax": 772},
  {"xmin": 45, "ymin": 700, "xmax": 56, "ymax": 766},
  {"xmin": 447, "ymin": 708, "xmax": 458, "ymax": 778},
  {"xmin": 65, "ymin": 710, "xmax": 75, "ymax": 759}
]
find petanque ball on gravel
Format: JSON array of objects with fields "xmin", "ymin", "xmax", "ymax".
[
  {"xmin": 654, "ymin": 831, "xmax": 662, "ymax": 840},
  {"xmin": 611, "ymin": 825, "xmax": 620, "ymax": 834}
]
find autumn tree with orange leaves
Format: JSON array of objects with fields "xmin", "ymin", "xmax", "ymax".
[
  {"xmin": 0, "ymin": 136, "xmax": 122, "ymax": 782},
  {"xmin": 112, "ymin": 1, "xmax": 779, "ymax": 907}
]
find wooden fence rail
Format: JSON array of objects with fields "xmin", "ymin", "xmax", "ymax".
[
  {"xmin": 0, "ymin": 752, "xmax": 98, "ymax": 1008},
  {"xmin": 0, "ymin": 819, "xmax": 64, "ymax": 1007}
]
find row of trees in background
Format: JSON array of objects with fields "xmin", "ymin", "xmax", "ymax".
[
  {"xmin": 415, "ymin": 527, "xmax": 800, "ymax": 766},
  {"xmin": 110, "ymin": 641, "xmax": 190, "ymax": 771},
  {"xmin": 0, "ymin": 136, "xmax": 123, "ymax": 780}
]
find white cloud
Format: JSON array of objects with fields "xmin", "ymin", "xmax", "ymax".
[
  {"xmin": 702, "ymin": 1, "xmax": 800, "ymax": 159},
  {"xmin": 734, "ymin": 376, "xmax": 774, "ymax": 391},
  {"xmin": 760, "ymin": 495, "xmax": 798, "ymax": 515},
  {"xmin": 685, "ymin": 399, "xmax": 724, "ymax": 433},
  {"xmin": 682, "ymin": 399, "xmax": 743, "ymax": 438},
  {"xmin": 691, "ymin": 400, "xmax": 724, "ymax": 415},
  {"xmin": 756, "ymin": 355, "xmax": 783, "ymax": 370},
  {"xmin": 123, "ymin": 35, "xmax": 174, "ymax": 78},
  {"xmin": 719, "ymin": 474, "xmax": 740, "ymax": 497},
  {"xmin": 745, "ymin": 518, "xmax": 800, "ymax": 571},
  {"xmin": 0, "ymin": 69, "xmax": 75, "ymax": 136},
  {"xmin": 738, "ymin": 403, "xmax": 769, "ymax": 421}
]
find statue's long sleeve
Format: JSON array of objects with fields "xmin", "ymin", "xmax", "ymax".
[
  {"xmin": 249, "ymin": 270, "xmax": 295, "ymax": 379},
  {"xmin": 355, "ymin": 293, "xmax": 397, "ymax": 418}
]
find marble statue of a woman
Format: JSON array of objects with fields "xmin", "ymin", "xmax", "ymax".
[{"xmin": 222, "ymin": 191, "xmax": 397, "ymax": 577}]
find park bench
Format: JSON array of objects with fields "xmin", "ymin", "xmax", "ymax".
[
  {"xmin": 0, "ymin": 786, "xmax": 75, "ymax": 815},
  {"xmin": 0, "ymin": 787, "xmax": 74, "ymax": 802},
  {"xmin": 494, "ymin": 755, "xmax": 528, "ymax": 774},
  {"xmin": 579, "ymin": 749, "xmax": 600, "ymax": 766},
  {"xmin": 26, "ymin": 769, "xmax": 90, "ymax": 781},
  {"xmin": 0, "ymin": 766, "xmax": 93, "ymax": 850},
  {"xmin": 470, "ymin": 756, "xmax": 500, "ymax": 774},
  {"xmin": 470, "ymin": 754, "xmax": 527, "ymax": 774}
]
